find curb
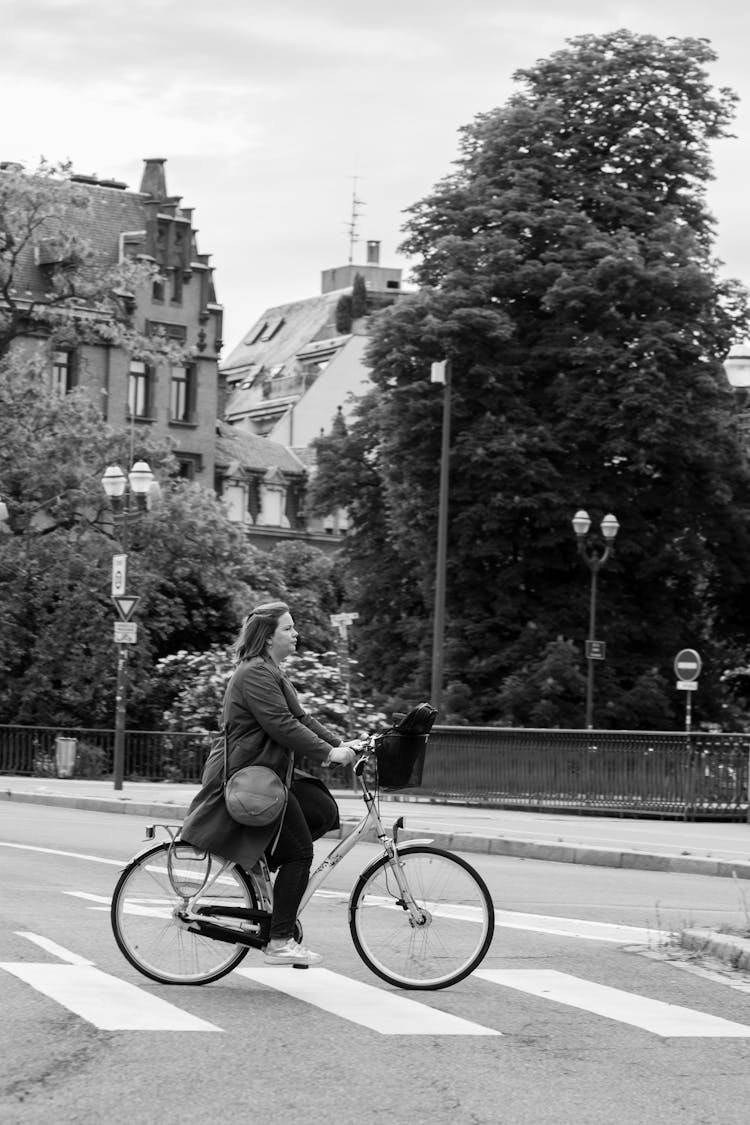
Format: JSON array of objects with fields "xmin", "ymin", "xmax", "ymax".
[
  {"xmin": 680, "ymin": 927, "xmax": 750, "ymax": 971},
  {"xmin": 5, "ymin": 788, "xmax": 750, "ymax": 880}
]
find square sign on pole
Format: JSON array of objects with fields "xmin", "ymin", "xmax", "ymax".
[{"xmin": 114, "ymin": 622, "xmax": 138, "ymax": 644}]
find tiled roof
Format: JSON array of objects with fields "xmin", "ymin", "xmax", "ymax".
[
  {"xmin": 214, "ymin": 420, "xmax": 306, "ymax": 476},
  {"xmin": 8, "ymin": 177, "xmax": 149, "ymax": 298},
  {"xmin": 4, "ymin": 165, "xmax": 205, "ymax": 301},
  {"xmin": 221, "ymin": 290, "xmax": 348, "ymax": 377}
]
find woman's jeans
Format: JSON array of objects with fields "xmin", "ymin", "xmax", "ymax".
[{"xmin": 266, "ymin": 777, "xmax": 338, "ymax": 941}]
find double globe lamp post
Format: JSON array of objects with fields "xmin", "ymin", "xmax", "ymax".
[
  {"xmin": 101, "ymin": 459, "xmax": 153, "ymax": 790},
  {"xmin": 572, "ymin": 509, "xmax": 620, "ymax": 730}
]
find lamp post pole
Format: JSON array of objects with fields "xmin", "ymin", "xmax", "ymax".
[
  {"xmin": 572, "ymin": 510, "xmax": 620, "ymax": 730},
  {"xmin": 430, "ymin": 360, "xmax": 452, "ymax": 716},
  {"xmin": 102, "ymin": 460, "xmax": 153, "ymax": 790}
]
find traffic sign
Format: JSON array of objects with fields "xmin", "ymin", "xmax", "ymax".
[
  {"xmin": 114, "ymin": 622, "xmax": 138, "ymax": 644},
  {"xmin": 111, "ymin": 554, "xmax": 127, "ymax": 597},
  {"xmin": 330, "ymin": 612, "xmax": 359, "ymax": 628},
  {"xmin": 674, "ymin": 649, "xmax": 701, "ymax": 681},
  {"xmin": 585, "ymin": 640, "xmax": 606, "ymax": 660},
  {"xmin": 676, "ymin": 681, "xmax": 698, "ymax": 691},
  {"xmin": 113, "ymin": 596, "xmax": 140, "ymax": 622}
]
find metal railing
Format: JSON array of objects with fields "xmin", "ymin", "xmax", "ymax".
[
  {"xmin": 1, "ymin": 723, "xmax": 748, "ymax": 820},
  {"xmin": 423, "ymin": 727, "xmax": 750, "ymax": 820},
  {"xmin": 0, "ymin": 725, "xmax": 349, "ymax": 788}
]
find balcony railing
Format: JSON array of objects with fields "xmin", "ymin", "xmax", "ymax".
[{"xmin": 1, "ymin": 724, "xmax": 748, "ymax": 820}]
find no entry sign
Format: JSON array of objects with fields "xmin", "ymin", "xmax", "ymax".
[{"xmin": 674, "ymin": 649, "xmax": 701, "ymax": 682}]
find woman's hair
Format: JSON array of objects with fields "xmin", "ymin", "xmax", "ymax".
[{"xmin": 234, "ymin": 601, "xmax": 290, "ymax": 662}]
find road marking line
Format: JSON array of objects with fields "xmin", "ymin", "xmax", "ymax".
[
  {"xmin": 237, "ymin": 967, "xmax": 501, "ymax": 1035},
  {"xmin": 493, "ymin": 910, "xmax": 667, "ymax": 944},
  {"xmin": 0, "ymin": 841, "xmax": 123, "ymax": 866},
  {"xmin": 312, "ymin": 889, "xmax": 666, "ymax": 943},
  {"xmin": 476, "ymin": 969, "xmax": 750, "ymax": 1037},
  {"xmin": 0, "ymin": 963, "xmax": 222, "ymax": 1031}
]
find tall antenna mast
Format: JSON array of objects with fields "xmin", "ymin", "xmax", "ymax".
[{"xmin": 346, "ymin": 177, "xmax": 365, "ymax": 264}]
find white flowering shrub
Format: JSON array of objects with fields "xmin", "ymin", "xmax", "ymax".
[{"xmin": 155, "ymin": 645, "xmax": 387, "ymax": 739}]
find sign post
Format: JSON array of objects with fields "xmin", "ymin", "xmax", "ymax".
[
  {"xmin": 110, "ymin": 555, "xmax": 141, "ymax": 790},
  {"xmin": 674, "ymin": 648, "xmax": 701, "ymax": 734},
  {"xmin": 330, "ymin": 612, "xmax": 359, "ymax": 739}
]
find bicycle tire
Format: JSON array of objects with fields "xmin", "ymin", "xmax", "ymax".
[
  {"xmin": 349, "ymin": 844, "xmax": 494, "ymax": 990},
  {"xmin": 111, "ymin": 842, "xmax": 257, "ymax": 985}
]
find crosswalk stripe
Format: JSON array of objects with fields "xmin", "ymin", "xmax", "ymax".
[
  {"xmin": 237, "ymin": 967, "xmax": 501, "ymax": 1035},
  {"xmin": 0, "ymin": 932, "xmax": 221, "ymax": 1032},
  {"xmin": 1, "ymin": 963, "xmax": 223, "ymax": 1031},
  {"xmin": 16, "ymin": 931, "xmax": 94, "ymax": 965},
  {"xmin": 476, "ymin": 969, "xmax": 750, "ymax": 1037}
]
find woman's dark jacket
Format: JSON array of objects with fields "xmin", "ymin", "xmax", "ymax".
[{"xmin": 180, "ymin": 656, "xmax": 341, "ymax": 870}]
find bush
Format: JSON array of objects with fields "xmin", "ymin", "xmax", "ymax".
[{"xmin": 74, "ymin": 741, "xmax": 107, "ymax": 778}]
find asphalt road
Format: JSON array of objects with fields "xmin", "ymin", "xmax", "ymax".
[{"xmin": 3, "ymin": 803, "xmax": 750, "ymax": 1125}]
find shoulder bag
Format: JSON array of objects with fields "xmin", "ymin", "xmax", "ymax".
[{"xmin": 223, "ymin": 730, "xmax": 292, "ymax": 828}]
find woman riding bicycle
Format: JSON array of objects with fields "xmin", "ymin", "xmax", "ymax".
[{"xmin": 181, "ymin": 601, "xmax": 359, "ymax": 966}]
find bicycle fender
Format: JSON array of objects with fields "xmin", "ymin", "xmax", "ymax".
[{"xmin": 394, "ymin": 838, "xmax": 435, "ymax": 848}]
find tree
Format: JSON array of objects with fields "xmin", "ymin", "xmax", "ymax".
[
  {"xmin": 311, "ymin": 31, "xmax": 750, "ymax": 729},
  {"xmin": 0, "ymin": 366, "xmax": 361, "ymax": 730},
  {"xmin": 0, "ymin": 359, "xmax": 252, "ymax": 726},
  {"xmin": 335, "ymin": 294, "xmax": 353, "ymax": 334},
  {"xmin": 351, "ymin": 272, "xmax": 368, "ymax": 319}
]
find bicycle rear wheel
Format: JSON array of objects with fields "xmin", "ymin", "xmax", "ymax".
[
  {"xmin": 111, "ymin": 842, "xmax": 256, "ymax": 985},
  {"xmin": 349, "ymin": 844, "xmax": 494, "ymax": 990}
]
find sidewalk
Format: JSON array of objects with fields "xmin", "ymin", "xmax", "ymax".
[{"xmin": 3, "ymin": 774, "xmax": 750, "ymax": 968}]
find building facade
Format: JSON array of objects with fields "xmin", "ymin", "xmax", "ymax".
[
  {"xmin": 219, "ymin": 246, "xmax": 405, "ymax": 545},
  {"xmin": 1, "ymin": 158, "xmax": 223, "ymax": 488}
]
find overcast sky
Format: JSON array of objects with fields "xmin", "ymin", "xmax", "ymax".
[{"xmin": 4, "ymin": 0, "xmax": 749, "ymax": 353}]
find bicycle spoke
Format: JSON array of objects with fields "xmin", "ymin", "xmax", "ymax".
[
  {"xmin": 350, "ymin": 846, "xmax": 494, "ymax": 989},
  {"xmin": 111, "ymin": 844, "xmax": 256, "ymax": 985}
]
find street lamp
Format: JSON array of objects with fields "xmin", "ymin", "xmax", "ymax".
[
  {"xmin": 430, "ymin": 360, "xmax": 452, "ymax": 716},
  {"xmin": 572, "ymin": 509, "xmax": 620, "ymax": 730},
  {"xmin": 101, "ymin": 460, "xmax": 153, "ymax": 790}
]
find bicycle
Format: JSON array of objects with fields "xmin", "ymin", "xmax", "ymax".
[{"xmin": 111, "ymin": 705, "xmax": 495, "ymax": 990}]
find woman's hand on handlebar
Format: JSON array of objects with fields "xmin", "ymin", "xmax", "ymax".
[{"xmin": 326, "ymin": 739, "xmax": 366, "ymax": 767}]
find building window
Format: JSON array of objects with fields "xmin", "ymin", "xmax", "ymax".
[
  {"xmin": 171, "ymin": 269, "xmax": 183, "ymax": 304},
  {"xmin": 170, "ymin": 364, "xmax": 195, "ymax": 422},
  {"xmin": 175, "ymin": 454, "xmax": 202, "ymax": 481},
  {"xmin": 51, "ymin": 350, "xmax": 75, "ymax": 394},
  {"xmin": 147, "ymin": 320, "xmax": 187, "ymax": 344},
  {"xmin": 152, "ymin": 275, "xmax": 165, "ymax": 302},
  {"xmin": 128, "ymin": 361, "xmax": 151, "ymax": 418}
]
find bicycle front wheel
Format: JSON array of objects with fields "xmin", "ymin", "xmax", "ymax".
[
  {"xmin": 349, "ymin": 844, "xmax": 495, "ymax": 990},
  {"xmin": 111, "ymin": 842, "xmax": 256, "ymax": 985}
]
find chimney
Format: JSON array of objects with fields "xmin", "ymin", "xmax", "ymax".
[
  {"xmin": 140, "ymin": 158, "xmax": 167, "ymax": 201},
  {"xmin": 366, "ymin": 240, "xmax": 381, "ymax": 265}
]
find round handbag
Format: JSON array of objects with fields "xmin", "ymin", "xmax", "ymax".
[{"xmin": 224, "ymin": 765, "xmax": 287, "ymax": 827}]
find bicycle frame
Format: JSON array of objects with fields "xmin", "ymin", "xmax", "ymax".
[{"xmin": 297, "ymin": 759, "xmax": 434, "ymax": 923}]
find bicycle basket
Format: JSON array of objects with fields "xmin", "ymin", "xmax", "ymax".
[{"xmin": 373, "ymin": 703, "xmax": 437, "ymax": 791}]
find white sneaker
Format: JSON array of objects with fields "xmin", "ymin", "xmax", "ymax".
[{"xmin": 263, "ymin": 938, "xmax": 323, "ymax": 966}]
